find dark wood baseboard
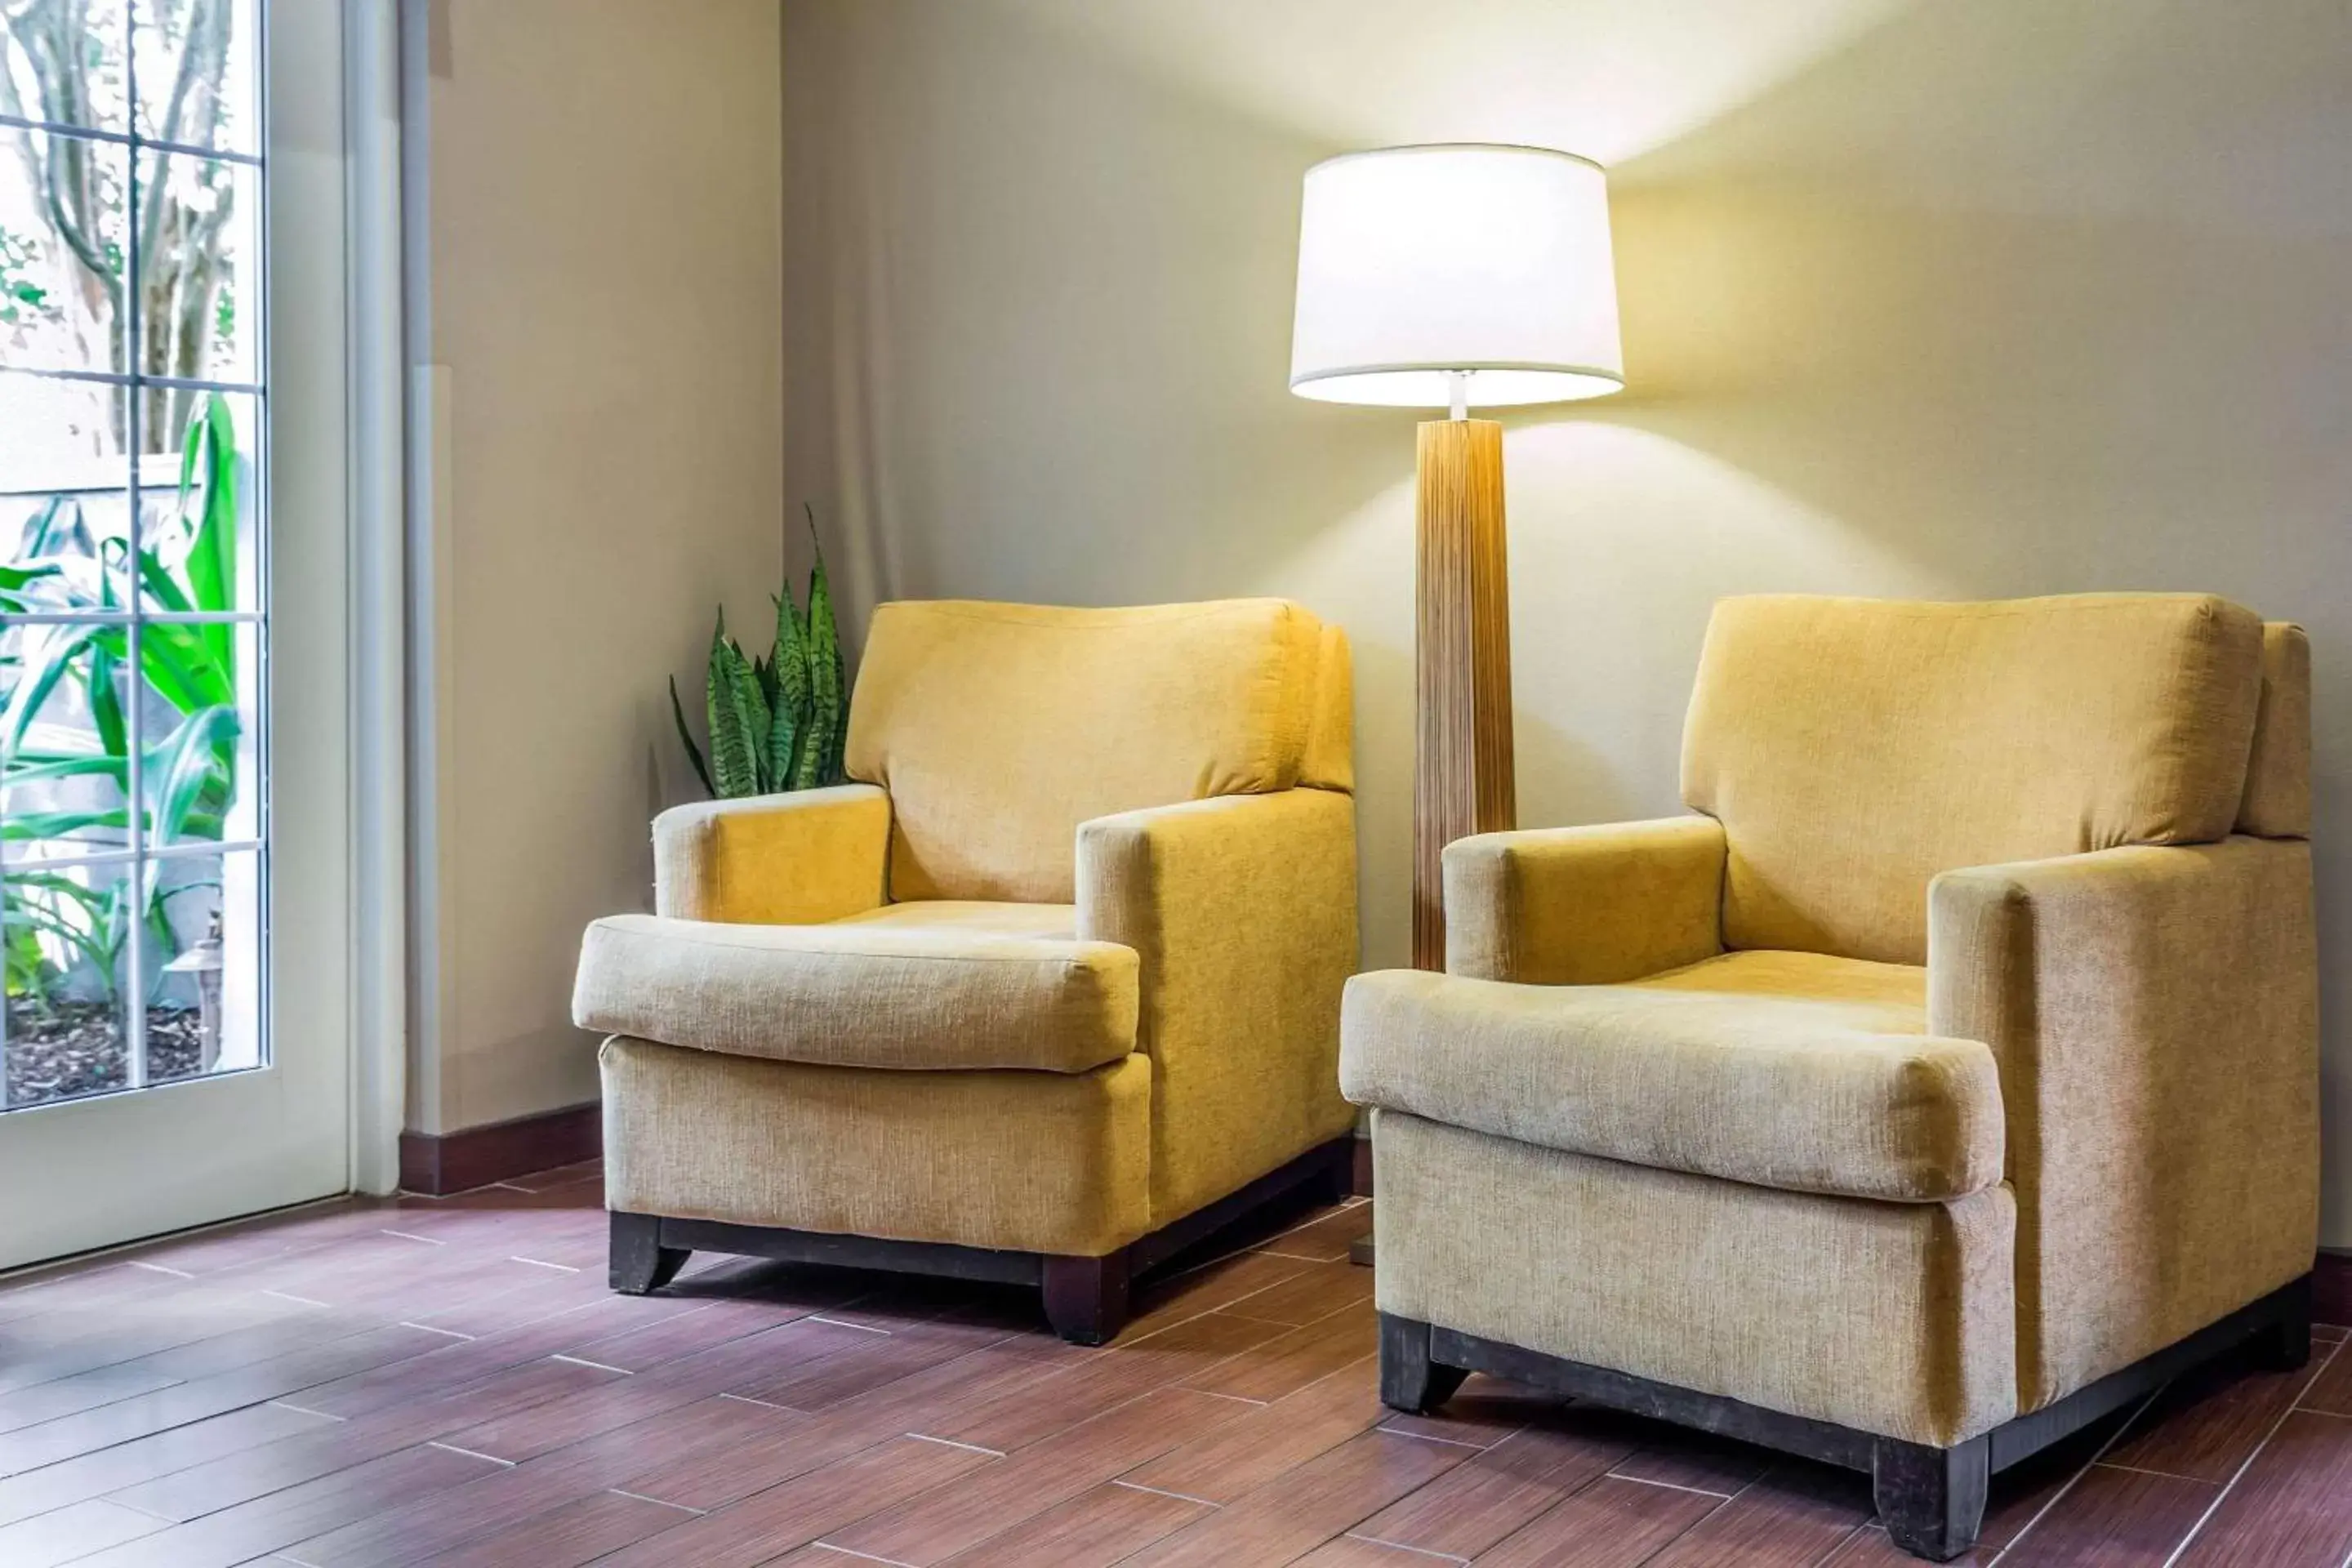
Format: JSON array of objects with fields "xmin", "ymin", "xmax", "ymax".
[
  {"xmin": 1349, "ymin": 1134, "xmax": 1375, "ymax": 1266},
  {"xmin": 1130, "ymin": 1134, "xmax": 1355, "ymax": 1276},
  {"xmin": 610, "ymin": 1134, "xmax": 1356, "ymax": 1345},
  {"xmin": 2315, "ymin": 1247, "xmax": 2351, "ymax": 1329},
  {"xmin": 1384, "ymin": 1276, "xmax": 2311, "ymax": 1563},
  {"xmin": 399, "ymin": 1102, "xmax": 601, "ymax": 1196}
]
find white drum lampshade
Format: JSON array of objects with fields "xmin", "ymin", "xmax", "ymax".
[{"xmin": 1288, "ymin": 143, "xmax": 1624, "ymax": 410}]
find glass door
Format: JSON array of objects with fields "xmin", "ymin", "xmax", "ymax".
[{"xmin": 0, "ymin": 0, "xmax": 351, "ymax": 1269}]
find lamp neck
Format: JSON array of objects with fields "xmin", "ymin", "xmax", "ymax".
[{"xmin": 1447, "ymin": 370, "xmax": 1469, "ymax": 422}]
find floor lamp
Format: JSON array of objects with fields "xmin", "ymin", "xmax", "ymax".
[{"xmin": 1290, "ymin": 144, "xmax": 1625, "ymax": 970}]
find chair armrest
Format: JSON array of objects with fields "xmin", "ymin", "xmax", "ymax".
[
  {"xmin": 1077, "ymin": 789, "xmax": 1358, "ymax": 1220},
  {"xmin": 1929, "ymin": 836, "xmax": 2319, "ymax": 1409},
  {"xmin": 1341, "ymin": 968, "xmax": 2002, "ymax": 1202},
  {"xmin": 652, "ymin": 783, "xmax": 890, "ymax": 924},
  {"xmin": 574, "ymin": 914, "xmax": 1136, "ymax": 1072},
  {"xmin": 1443, "ymin": 817, "xmax": 1726, "ymax": 983}
]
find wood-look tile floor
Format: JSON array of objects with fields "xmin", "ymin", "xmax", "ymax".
[{"xmin": 0, "ymin": 1168, "xmax": 2345, "ymax": 1568}]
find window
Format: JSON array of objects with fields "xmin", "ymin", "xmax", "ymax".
[{"xmin": 2, "ymin": 0, "xmax": 264, "ymax": 1109}]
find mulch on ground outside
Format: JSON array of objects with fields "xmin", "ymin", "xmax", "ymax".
[{"xmin": 2, "ymin": 1000, "xmax": 208, "ymax": 1106}]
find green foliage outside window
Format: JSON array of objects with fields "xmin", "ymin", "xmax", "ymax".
[{"xmin": 2, "ymin": 394, "xmax": 242, "ymax": 1008}]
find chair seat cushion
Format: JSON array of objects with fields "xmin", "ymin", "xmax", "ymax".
[
  {"xmin": 1339, "ymin": 951, "xmax": 2002, "ymax": 1202},
  {"xmin": 573, "ymin": 902, "xmax": 1138, "ymax": 1073}
]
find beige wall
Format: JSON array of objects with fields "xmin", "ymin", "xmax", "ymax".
[
  {"xmin": 781, "ymin": 0, "xmax": 2352, "ymax": 1241},
  {"xmin": 407, "ymin": 0, "xmax": 785, "ymax": 1134}
]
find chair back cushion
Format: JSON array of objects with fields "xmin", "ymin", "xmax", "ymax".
[
  {"xmin": 1298, "ymin": 621, "xmax": 1356, "ymax": 793},
  {"xmin": 846, "ymin": 598, "xmax": 1340, "ymax": 902},
  {"xmin": 2237, "ymin": 621, "xmax": 2311, "ymax": 839},
  {"xmin": 1682, "ymin": 593, "xmax": 2265, "ymax": 963}
]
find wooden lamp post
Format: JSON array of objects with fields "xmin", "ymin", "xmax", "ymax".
[{"xmin": 1290, "ymin": 144, "xmax": 1625, "ymax": 969}]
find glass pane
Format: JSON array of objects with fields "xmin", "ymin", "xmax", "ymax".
[
  {"xmin": 133, "ymin": 148, "xmax": 255, "ymax": 385},
  {"xmin": 137, "ymin": 386, "xmax": 253, "ymax": 612},
  {"xmin": 0, "ymin": 127, "xmax": 129, "ymax": 375},
  {"xmin": 143, "ymin": 847, "xmax": 258, "ymax": 1080},
  {"xmin": 0, "ymin": 365, "xmax": 125, "ymax": 474},
  {"xmin": 0, "ymin": 1, "xmax": 132, "ymax": 138},
  {"xmin": 140, "ymin": 616, "xmax": 255, "ymax": 846},
  {"xmin": 2, "ymin": 860, "xmax": 134, "ymax": 1107},
  {"xmin": 2, "ymin": 617, "xmax": 134, "ymax": 866},
  {"xmin": 3, "ymin": 371, "xmax": 132, "ymax": 608},
  {"xmin": 131, "ymin": 0, "xmax": 258, "ymax": 156}
]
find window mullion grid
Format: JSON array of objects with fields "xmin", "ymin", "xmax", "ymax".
[
  {"xmin": 2, "ymin": 840, "xmax": 264, "ymax": 876},
  {"xmin": 2, "ymin": 8, "xmax": 270, "ymax": 1104},
  {"xmin": 5, "ymin": 611, "xmax": 263, "ymax": 626},
  {"xmin": 123, "ymin": 4, "xmax": 147, "ymax": 1092},
  {"xmin": 0, "ymin": 112, "xmax": 261, "ymax": 167},
  {"xmin": 0, "ymin": 363, "xmax": 263, "ymax": 397}
]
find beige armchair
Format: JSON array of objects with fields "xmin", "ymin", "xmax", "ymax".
[
  {"xmin": 1341, "ymin": 593, "xmax": 2318, "ymax": 1561},
  {"xmin": 574, "ymin": 599, "xmax": 1359, "ymax": 1343}
]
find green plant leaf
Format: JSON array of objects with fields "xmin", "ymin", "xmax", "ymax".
[
  {"xmin": 669, "ymin": 675, "xmax": 713, "ymax": 795},
  {"xmin": 0, "ymin": 560, "xmax": 61, "ymax": 614},
  {"xmin": 144, "ymin": 704, "xmax": 240, "ymax": 846},
  {"xmin": 753, "ymin": 651, "xmax": 779, "ymax": 714},
  {"xmin": 4, "ymin": 871, "xmax": 113, "ymax": 913},
  {"xmin": 2, "ymin": 808, "xmax": 132, "ymax": 840},
  {"xmin": 721, "ymin": 635, "xmax": 771, "ymax": 793},
  {"xmin": 800, "ymin": 511, "xmax": 844, "ymax": 788},
  {"xmin": 770, "ymin": 586, "xmax": 810, "ymax": 789},
  {"xmin": 180, "ymin": 394, "xmax": 240, "ymax": 670},
  {"xmin": 133, "ymin": 557, "xmax": 236, "ymax": 710},
  {"xmin": 704, "ymin": 613, "xmax": 760, "ymax": 799},
  {"xmin": 135, "ymin": 620, "xmax": 235, "ymax": 712},
  {"xmin": 134, "ymin": 546, "xmax": 195, "ymax": 612},
  {"xmin": 7, "ymin": 746, "xmax": 122, "ymax": 765},
  {"xmin": 0, "ymin": 621, "xmax": 103, "ymax": 761},
  {"xmin": 25, "ymin": 494, "xmax": 89, "ymax": 558},
  {"xmin": 5, "ymin": 900, "xmax": 110, "ymax": 973},
  {"xmin": 751, "ymin": 653, "xmax": 786, "ymax": 793},
  {"xmin": 768, "ymin": 687, "xmax": 800, "ymax": 794},
  {"xmin": 0, "ymin": 753, "xmax": 127, "ymax": 788},
  {"xmin": 1, "ymin": 550, "xmax": 105, "ymax": 612},
  {"xmin": 87, "ymin": 636, "xmax": 127, "ymax": 760}
]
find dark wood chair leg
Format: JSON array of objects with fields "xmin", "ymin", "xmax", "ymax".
[
  {"xmin": 608, "ymin": 1211, "xmax": 689, "ymax": 1295},
  {"xmin": 1042, "ymin": 1250, "xmax": 1131, "ymax": 1346},
  {"xmin": 1873, "ymin": 1435, "xmax": 1989, "ymax": 1562},
  {"xmin": 2250, "ymin": 1272, "xmax": 2313, "ymax": 1372},
  {"xmin": 1379, "ymin": 1312, "xmax": 1468, "ymax": 1414}
]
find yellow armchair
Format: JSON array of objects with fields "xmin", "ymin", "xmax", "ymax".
[
  {"xmin": 575, "ymin": 599, "xmax": 1358, "ymax": 1343},
  {"xmin": 1341, "ymin": 594, "xmax": 2318, "ymax": 1561}
]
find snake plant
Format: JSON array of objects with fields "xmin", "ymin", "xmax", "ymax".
[{"xmin": 670, "ymin": 510, "xmax": 849, "ymax": 799}]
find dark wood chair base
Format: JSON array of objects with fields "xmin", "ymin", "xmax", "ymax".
[
  {"xmin": 1377, "ymin": 1272, "xmax": 2312, "ymax": 1564},
  {"xmin": 2248, "ymin": 1272, "xmax": 2314, "ymax": 1372},
  {"xmin": 1873, "ymin": 1436, "xmax": 1990, "ymax": 1561},
  {"xmin": 607, "ymin": 1134, "xmax": 1355, "ymax": 1346},
  {"xmin": 1378, "ymin": 1312, "xmax": 1468, "ymax": 1412},
  {"xmin": 608, "ymin": 1211, "xmax": 688, "ymax": 1295},
  {"xmin": 1041, "ymin": 1252, "xmax": 1132, "ymax": 1347}
]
